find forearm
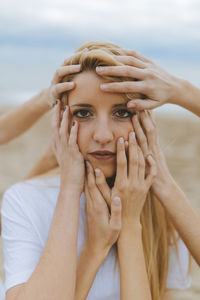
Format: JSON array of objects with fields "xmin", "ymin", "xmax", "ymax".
[
  {"xmin": 117, "ymin": 223, "xmax": 152, "ymax": 300},
  {"xmin": 170, "ymin": 77, "xmax": 200, "ymax": 117},
  {"xmin": 0, "ymin": 88, "xmax": 50, "ymax": 145},
  {"xmin": 156, "ymin": 179, "xmax": 200, "ymax": 265},
  {"xmin": 25, "ymin": 149, "xmax": 58, "ymax": 179},
  {"xmin": 75, "ymin": 246, "xmax": 107, "ymax": 300},
  {"xmin": 15, "ymin": 187, "xmax": 81, "ymax": 300}
]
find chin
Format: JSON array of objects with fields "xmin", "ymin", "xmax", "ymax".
[{"xmin": 89, "ymin": 160, "xmax": 116, "ymax": 179}]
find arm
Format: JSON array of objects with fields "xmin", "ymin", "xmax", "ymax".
[
  {"xmin": 135, "ymin": 111, "xmax": 200, "ymax": 266},
  {"xmin": 117, "ymin": 222, "xmax": 152, "ymax": 300},
  {"xmin": 25, "ymin": 145, "xmax": 58, "ymax": 179},
  {"xmin": 74, "ymin": 161, "xmax": 122, "ymax": 300},
  {"xmin": 0, "ymin": 60, "xmax": 81, "ymax": 145},
  {"xmin": 96, "ymin": 49, "xmax": 200, "ymax": 117},
  {"xmin": 154, "ymin": 178, "xmax": 200, "ymax": 266},
  {"xmin": 0, "ymin": 89, "xmax": 49, "ymax": 145},
  {"xmin": 74, "ymin": 246, "xmax": 108, "ymax": 300},
  {"xmin": 6, "ymin": 103, "xmax": 85, "ymax": 300},
  {"xmin": 7, "ymin": 187, "xmax": 81, "ymax": 300}
]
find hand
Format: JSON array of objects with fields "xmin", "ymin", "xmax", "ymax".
[
  {"xmin": 96, "ymin": 49, "xmax": 181, "ymax": 110},
  {"xmin": 84, "ymin": 161, "xmax": 122, "ymax": 257},
  {"xmin": 91, "ymin": 128, "xmax": 156, "ymax": 230},
  {"xmin": 43, "ymin": 51, "xmax": 89, "ymax": 108},
  {"xmin": 51, "ymin": 102, "xmax": 85, "ymax": 194},
  {"xmin": 133, "ymin": 111, "xmax": 175, "ymax": 199}
]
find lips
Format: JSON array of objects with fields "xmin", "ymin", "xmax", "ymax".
[
  {"xmin": 89, "ymin": 151, "xmax": 116, "ymax": 161},
  {"xmin": 90, "ymin": 151, "xmax": 115, "ymax": 155}
]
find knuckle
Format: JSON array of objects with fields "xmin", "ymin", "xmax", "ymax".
[
  {"xmin": 55, "ymin": 69, "xmax": 61, "ymax": 78},
  {"xmin": 117, "ymin": 159, "xmax": 126, "ymax": 169},
  {"xmin": 111, "ymin": 224, "xmax": 121, "ymax": 232}
]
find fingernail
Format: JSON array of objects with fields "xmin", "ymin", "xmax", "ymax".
[
  {"xmin": 86, "ymin": 161, "xmax": 90, "ymax": 168},
  {"xmin": 130, "ymin": 132, "xmax": 135, "ymax": 139},
  {"xmin": 72, "ymin": 120, "xmax": 76, "ymax": 126},
  {"xmin": 127, "ymin": 101, "xmax": 136, "ymax": 108},
  {"xmin": 95, "ymin": 169, "xmax": 101, "ymax": 176},
  {"xmin": 74, "ymin": 64, "xmax": 81, "ymax": 70},
  {"xmin": 52, "ymin": 100, "xmax": 58, "ymax": 108},
  {"xmin": 96, "ymin": 66, "xmax": 104, "ymax": 72},
  {"xmin": 119, "ymin": 137, "xmax": 124, "ymax": 144},
  {"xmin": 113, "ymin": 197, "xmax": 121, "ymax": 205},
  {"xmin": 147, "ymin": 155, "xmax": 154, "ymax": 162},
  {"xmin": 100, "ymin": 84, "xmax": 107, "ymax": 90},
  {"xmin": 67, "ymin": 82, "xmax": 74, "ymax": 87}
]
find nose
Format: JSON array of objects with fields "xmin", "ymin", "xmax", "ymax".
[{"xmin": 93, "ymin": 118, "xmax": 114, "ymax": 145}]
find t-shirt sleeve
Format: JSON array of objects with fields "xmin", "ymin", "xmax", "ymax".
[
  {"xmin": 1, "ymin": 185, "xmax": 43, "ymax": 292},
  {"xmin": 166, "ymin": 237, "xmax": 191, "ymax": 290}
]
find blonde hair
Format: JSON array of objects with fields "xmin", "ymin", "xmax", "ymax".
[{"xmin": 60, "ymin": 41, "xmax": 178, "ymax": 300}]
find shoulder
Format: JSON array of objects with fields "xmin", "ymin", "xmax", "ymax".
[{"xmin": 1, "ymin": 176, "xmax": 60, "ymax": 221}]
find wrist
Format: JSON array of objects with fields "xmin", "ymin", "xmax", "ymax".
[
  {"xmin": 82, "ymin": 243, "xmax": 108, "ymax": 264},
  {"xmin": 169, "ymin": 77, "xmax": 193, "ymax": 106},
  {"xmin": 118, "ymin": 220, "xmax": 142, "ymax": 244},
  {"xmin": 59, "ymin": 183, "xmax": 82, "ymax": 199},
  {"xmin": 36, "ymin": 88, "xmax": 50, "ymax": 112},
  {"xmin": 153, "ymin": 177, "xmax": 179, "ymax": 203}
]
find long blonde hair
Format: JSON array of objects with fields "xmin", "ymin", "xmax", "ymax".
[{"xmin": 60, "ymin": 41, "xmax": 178, "ymax": 300}]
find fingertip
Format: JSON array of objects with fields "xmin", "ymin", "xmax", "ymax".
[{"xmin": 113, "ymin": 197, "xmax": 121, "ymax": 206}]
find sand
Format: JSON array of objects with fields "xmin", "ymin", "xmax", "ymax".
[{"xmin": 0, "ymin": 107, "xmax": 200, "ymax": 299}]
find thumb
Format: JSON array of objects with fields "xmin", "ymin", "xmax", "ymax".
[
  {"xmin": 109, "ymin": 197, "xmax": 122, "ymax": 231},
  {"xmin": 127, "ymin": 99, "xmax": 160, "ymax": 111}
]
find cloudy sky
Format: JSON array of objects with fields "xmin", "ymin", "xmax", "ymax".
[{"xmin": 0, "ymin": 0, "xmax": 199, "ymax": 112}]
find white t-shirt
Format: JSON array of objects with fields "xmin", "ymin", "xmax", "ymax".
[{"xmin": 1, "ymin": 176, "xmax": 191, "ymax": 298}]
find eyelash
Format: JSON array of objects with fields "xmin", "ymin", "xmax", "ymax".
[{"xmin": 72, "ymin": 109, "xmax": 133, "ymax": 119}]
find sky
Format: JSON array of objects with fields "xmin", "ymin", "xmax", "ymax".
[{"xmin": 0, "ymin": 0, "xmax": 200, "ymax": 114}]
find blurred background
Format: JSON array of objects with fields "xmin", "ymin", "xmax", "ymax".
[{"xmin": 0, "ymin": 0, "xmax": 200, "ymax": 299}]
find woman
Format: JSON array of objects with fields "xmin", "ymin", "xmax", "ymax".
[{"xmin": 1, "ymin": 42, "xmax": 190, "ymax": 300}]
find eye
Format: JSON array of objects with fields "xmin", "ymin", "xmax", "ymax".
[
  {"xmin": 114, "ymin": 109, "xmax": 133, "ymax": 118},
  {"xmin": 72, "ymin": 109, "xmax": 92, "ymax": 118}
]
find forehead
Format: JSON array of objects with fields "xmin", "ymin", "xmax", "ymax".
[{"xmin": 68, "ymin": 71, "xmax": 126, "ymax": 106}]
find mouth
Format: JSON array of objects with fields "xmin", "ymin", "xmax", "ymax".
[{"xmin": 89, "ymin": 151, "xmax": 116, "ymax": 161}]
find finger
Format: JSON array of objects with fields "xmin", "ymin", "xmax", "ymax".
[
  {"xmin": 51, "ymin": 100, "xmax": 61, "ymax": 139},
  {"xmin": 139, "ymin": 111, "xmax": 157, "ymax": 152},
  {"xmin": 94, "ymin": 168, "xmax": 111, "ymax": 206},
  {"xmin": 86, "ymin": 161, "xmax": 106, "ymax": 207},
  {"xmin": 128, "ymin": 131, "xmax": 138, "ymax": 181},
  {"xmin": 51, "ymin": 65, "xmax": 81, "ymax": 84},
  {"xmin": 68, "ymin": 120, "xmax": 78, "ymax": 145},
  {"xmin": 115, "ymin": 137, "xmax": 127, "ymax": 185},
  {"xmin": 52, "ymin": 82, "xmax": 75, "ymax": 99},
  {"xmin": 59, "ymin": 106, "xmax": 70, "ymax": 144},
  {"xmin": 121, "ymin": 48, "xmax": 153, "ymax": 63},
  {"xmin": 127, "ymin": 99, "xmax": 161, "ymax": 110},
  {"xmin": 114, "ymin": 55, "xmax": 146, "ymax": 69},
  {"xmin": 132, "ymin": 114, "xmax": 149, "ymax": 157},
  {"xmin": 84, "ymin": 178, "xmax": 93, "ymax": 211},
  {"xmin": 138, "ymin": 146, "xmax": 145, "ymax": 181},
  {"xmin": 109, "ymin": 197, "xmax": 122, "ymax": 231},
  {"xmin": 100, "ymin": 81, "xmax": 143, "ymax": 93},
  {"xmin": 145, "ymin": 155, "xmax": 157, "ymax": 188},
  {"xmin": 96, "ymin": 65, "xmax": 145, "ymax": 79}
]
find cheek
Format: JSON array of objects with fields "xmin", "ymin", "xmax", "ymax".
[
  {"xmin": 114, "ymin": 122, "xmax": 134, "ymax": 141},
  {"xmin": 76, "ymin": 124, "xmax": 89, "ymax": 156}
]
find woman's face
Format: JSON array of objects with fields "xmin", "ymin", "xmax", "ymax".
[{"xmin": 68, "ymin": 71, "xmax": 134, "ymax": 178}]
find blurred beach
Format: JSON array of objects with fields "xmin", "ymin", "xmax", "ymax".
[{"xmin": 0, "ymin": 106, "xmax": 200, "ymax": 299}]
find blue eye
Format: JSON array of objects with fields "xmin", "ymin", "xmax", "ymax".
[
  {"xmin": 73, "ymin": 110, "xmax": 91, "ymax": 118},
  {"xmin": 114, "ymin": 109, "xmax": 133, "ymax": 118}
]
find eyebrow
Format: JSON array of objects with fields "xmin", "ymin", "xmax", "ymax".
[{"xmin": 71, "ymin": 102, "xmax": 128, "ymax": 108}]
